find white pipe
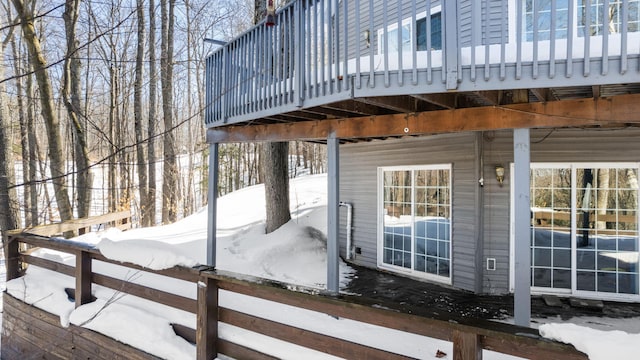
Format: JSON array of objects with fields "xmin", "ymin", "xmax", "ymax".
[{"xmin": 339, "ymin": 202, "xmax": 353, "ymax": 260}]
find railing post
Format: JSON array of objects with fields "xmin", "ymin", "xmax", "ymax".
[
  {"xmin": 75, "ymin": 250, "xmax": 92, "ymax": 308},
  {"xmin": 295, "ymin": 0, "xmax": 304, "ymax": 107},
  {"xmin": 453, "ymin": 330, "xmax": 482, "ymax": 360},
  {"xmin": 197, "ymin": 275, "xmax": 218, "ymax": 360},
  {"xmin": 5, "ymin": 234, "xmax": 22, "ymax": 281},
  {"xmin": 443, "ymin": 0, "xmax": 459, "ymax": 89}
]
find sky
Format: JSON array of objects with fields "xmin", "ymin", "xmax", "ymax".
[{"xmin": 3, "ymin": 173, "xmax": 639, "ymax": 359}]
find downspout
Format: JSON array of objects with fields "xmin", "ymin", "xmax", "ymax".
[{"xmin": 339, "ymin": 202, "xmax": 353, "ymax": 260}]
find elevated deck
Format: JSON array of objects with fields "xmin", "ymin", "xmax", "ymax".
[{"xmin": 205, "ymin": 0, "xmax": 640, "ymax": 130}]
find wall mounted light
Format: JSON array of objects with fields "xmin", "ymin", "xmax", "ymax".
[
  {"xmin": 495, "ymin": 165, "xmax": 505, "ymax": 186},
  {"xmin": 363, "ymin": 30, "xmax": 370, "ymax": 47}
]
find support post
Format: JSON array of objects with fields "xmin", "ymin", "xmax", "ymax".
[
  {"xmin": 75, "ymin": 250, "xmax": 92, "ymax": 308},
  {"xmin": 5, "ymin": 234, "xmax": 21, "ymax": 281},
  {"xmin": 207, "ymin": 142, "xmax": 219, "ymax": 267},
  {"xmin": 327, "ymin": 132, "xmax": 340, "ymax": 294},
  {"xmin": 452, "ymin": 330, "xmax": 482, "ymax": 360},
  {"xmin": 513, "ymin": 128, "xmax": 531, "ymax": 327},
  {"xmin": 196, "ymin": 275, "xmax": 218, "ymax": 360},
  {"xmin": 444, "ymin": 0, "xmax": 459, "ymax": 89}
]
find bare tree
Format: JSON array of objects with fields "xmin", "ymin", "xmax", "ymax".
[
  {"xmin": 254, "ymin": 0, "xmax": 291, "ymax": 233},
  {"xmin": 147, "ymin": 0, "xmax": 158, "ymax": 226},
  {"xmin": 161, "ymin": 0, "xmax": 178, "ymax": 223},
  {"xmin": 0, "ymin": 8, "xmax": 20, "ymax": 236},
  {"xmin": 11, "ymin": 0, "xmax": 74, "ymax": 224},
  {"xmin": 63, "ymin": 0, "xmax": 93, "ymax": 219},
  {"xmin": 134, "ymin": 0, "xmax": 149, "ymax": 224}
]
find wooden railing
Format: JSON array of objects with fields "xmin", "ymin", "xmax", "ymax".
[{"xmin": 5, "ymin": 230, "xmax": 588, "ymax": 360}]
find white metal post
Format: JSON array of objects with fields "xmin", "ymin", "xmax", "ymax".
[
  {"xmin": 207, "ymin": 142, "xmax": 219, "ymax": 267},
  {"xmin": 327, "ymin": 132, "xmax": 340, "ymax": 294},
  {"xmin": 513, "ymin": 128, "xmax": 531, "ymax": 327}
]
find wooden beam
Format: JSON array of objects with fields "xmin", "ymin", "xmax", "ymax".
[
  {"xmin": 356, "ymin": 96, "xmax": 417, "ymax": 113},
  {"xmin": 322, "ymin": 100, "xmax": 387, "ymax": 115},
  {"xmin": 207, "ymin": 94, "xmax": 640, "ymax": 143},
  {"xmin": 530, "ymin": 88, "xmax": 550, "ymax": 103},
  {"xmin": 473, "ymin": 90, "xmax": 502, "ymax": 105},
  {"xmin": 411, "ymin": 93, "xmax": 457, "ymax": 109},
  {"xmin": 75, "ymin": 251, "xmax": 92, "ymax": 308}
]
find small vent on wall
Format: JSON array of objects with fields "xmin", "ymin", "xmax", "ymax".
[{"xmin": 486, "ymin": 258, "xmax": 496, "ymax": 271}]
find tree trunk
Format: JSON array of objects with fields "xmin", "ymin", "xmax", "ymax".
[
  {"xmin": 11, "ymin": 36, "xmax": 31, "ymax": 227},
  {"xmin": 147, "ymin": 0, "xmax": 158, "ymax": 226},
  {"xmin": 0, "ymin": 40, "xmax": 20, "ymax": 237},
  {"xmin": 63, "ymin": 0, "xmax": 92, "ymax": 219},
  {"xmin": 25, "ymin": 62, "xmax": 38, "ymax": 225},
  {"xmin": 161, "ymin": 0, "xmax": 178, "ymax": 223},
  {"xmin": 134, "ymin": 0, "xmax": 149, "ymax": 224},
  {"xmin": 596, "ymin": 169, "xmax": 610, "ymax": 230},
  {"xmin": 12, "ymin": 0, "xmax": 74, "ymax": 224},
  {"xmin": 262, "ymin": 142, "xmax": 291, "ymax": 233}
]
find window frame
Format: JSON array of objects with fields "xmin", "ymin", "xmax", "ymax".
[
  {"xmin": 376, "ymin": 6, "xmax": 442, "ymax": 55},
  {"xmin": 377, "ymin": 164, "xmax": 453, "ymax": 284},
  {"xmin": 509, "ymin": 162, "xmax": 640, "ymax": 301}
]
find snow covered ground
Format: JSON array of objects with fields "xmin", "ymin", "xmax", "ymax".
[{"xmin": 3, "ymin": 174, "xmax": 640, "ymax": 359}]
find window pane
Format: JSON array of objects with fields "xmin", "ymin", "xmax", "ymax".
[
  {"xmin": 523, "ymin": 0, "xmax": 569, "ymax": 40},
  {"xmin": 416, "ymin": 13, "xmax": 442, "ymax": 51},
  {"xmin": 530, "ymin": 166, "xmax": 572, "ymax": 289},
  {"xmin": 382, "ymin": 166, "xmax": 451, "ymax": 280}
]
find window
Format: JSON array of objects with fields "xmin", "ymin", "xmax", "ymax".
[
  {"xmin": 523, "ymin": 0, "xmax": 570, "ymax": 40},
  {"xmin": 377, "ymin": 9, "xmax": 442, "ymax": 54},
  {"xmin": 521, "ymin": 163, "xmax": 640, "ymax": 298},
  {"xmin": 523, "ymin": 0, "xmax": 640, "ymax": 41},
  {"xmin": 416, "ymin": 13, "xmax": 443, "ymax": 51},
  {"xmin": 379, "ymin": 165, "xmax": 451, "ymax": 282},
  {"xmin": 578, "ymin": 0, "xmax": 640, "ymax": 35}
]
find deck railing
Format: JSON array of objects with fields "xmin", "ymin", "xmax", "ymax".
[
  {"xmin": 205, "ymin": 0, "xmax": 640, "ymax": 127},
  {"xmin": 5, "ymin": 229, "xmax": 588, "ymax": 359}
]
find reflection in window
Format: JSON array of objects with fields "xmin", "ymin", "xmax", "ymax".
[
  {"xmin": 578, "ymin": 0, "xmax": 640, "ymax": 36},
  {"xmin": 528, "ymin": 164, "xmax": 639, "ymax": 296},
  {"xmin": 524, "ymin": 0, "xmax": 570, "ymax": 41},
  {"xmin": 381, "ymin": 165, "xmax": 451, "ymax": 280}
]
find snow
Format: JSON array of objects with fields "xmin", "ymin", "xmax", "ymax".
[
  {"xmin": 539, "ymin": 323, "xmax": 640, "ymax": 360},
  {"xmin": 3, "ymin": 173, "xmax": 639, "ymax": 360}
]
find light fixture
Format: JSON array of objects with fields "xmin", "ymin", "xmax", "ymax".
[
  {"xmin": 363, "ymin": 30, "xmax": 370, "ymax": 47},
  {"xmin": 495, "ymin": 165, "xmax": 505, "ymax": 186},
  {"xmin": 265, "ymin": 0, "xmax": 276, "ymax": 26}
]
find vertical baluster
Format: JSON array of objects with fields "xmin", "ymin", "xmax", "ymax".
[
  {"xmin": 484, "ymin": 0, "xmax": 490, "ymax": 80},
  {"xmin": 533, "ymin": 0, "xmax": 539, "ymax": 79},
  {"xmin": 411, "ymin": 0, "xmax": 417, "ymax": 85},
  {"xmin": 256, "ymin": 25, "xmax": 262, "ymax": 111},
  {"xmin": 277, "ymin": 11, "xmax": 283, "ymax": 107},
  {"xmin": 356, "ymin": 0, "xmax": 362, "ymax": 89},
  {"xmin": 368, "ymin": 0, "xmax": 375, "ymax": 87},
  {"xmin": 516, "ymin": 0, "xmax": 522, "ymax": 79},
  {"xmin": 296, "ymin": 3, "xmax": 304, "ymax": 105},
  {"xmin": 470, "ymin": 0, "xmax": 477, "ymax": 82},
  {"xmin": 249, "ymin": 30, "xmax": 255, "ymax": 113},
  {"xmin": 269, "ymin": 25, "xmax": 275, "ymax": 108},
  {"xmin": 328, "ymin": 0, "xmax": 333, "ymax": 94},
  {"xmin": 334, "ymin": 0, "xmax": 340, "ymax": 94},
  {"xmin": 307, "ymin": 0, "xmax": 313, "ymax": 98},
  {"xmin": 383, "ymin": 0, "xmax": 389, "ymax": 87},
  {"xmin": 602, "ymin": 0, "xmax": 609, "ymax": 75},
  {"xmin": 205, "ymin": 55, "xmax": 211, "ymax": 124},
  {"xmin": 584, "ymin": 0, "xmax": 592, "ymax": 76},
  {"xmin": 342, "ymin": 0, "xmax": 348, "ymax": 91},
  {"xmin": 500, "ymin": 0, "xmax": 506, "ymax": 80},
  {"xmin": 549, "ymin": 0, "xmax": 556, "ymax": 78},
  {"xmin": 314, "ymin": 0, "xmax": 319, "ymax": 97},
  {"xmin": 321, "ymin": 0, "xmax": 326, "ymax": 96},
  {"xmin": 397, "ymin": 0, "xmax": 403, "ymax": 87},
  {"xmin": 621, "ymin": 0, "xmax": 629, "ymax": 74},
  {"xmin": 221, "ymin": 46, "xmax": 227, "ymax": 122},
  {"xmin": 567, "ymin": 0, "xmax": 574, "ymax": 77},
  {"xmin": 426, "ymin": 0, "xmax": 432, "ymax": 84}
]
